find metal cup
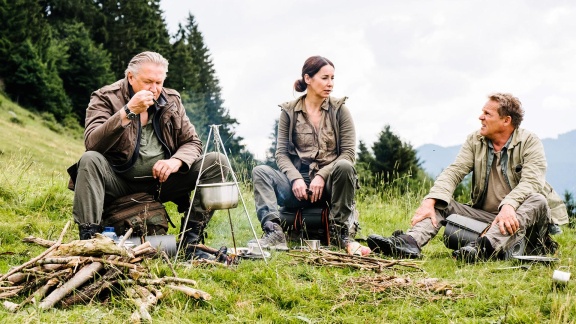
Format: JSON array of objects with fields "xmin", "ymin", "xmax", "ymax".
[
  {"xmin": 247, "ymin": 242, "xmax": 261, "ymax": 255},
  {"xmin": 552, "ymin": 270, "xmax": 571, "ymax": 285},
  {"xmin": 304, "ymin": 240, "xmax": 320, "ymax": 251}
]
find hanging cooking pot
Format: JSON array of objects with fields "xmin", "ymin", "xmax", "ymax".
[{"xmin": 197, "ymin": 182, "xmax": 239, "ymax": 210}]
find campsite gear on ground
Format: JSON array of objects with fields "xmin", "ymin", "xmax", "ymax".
[
  {"xmin": 102, "ymin": 192, "xmax": 171, "ymax": 237},
  {"xmin": 123, "ymin": 235, "xmax": 177, "ymax": 256},
  {"xmin": 493, "ymin": 265, "xmax": 531, "ymax": 271},
  {"xmin": 452, "ymin": 236, "xmax": 496, "ymax": 263},
  {"xmin": 176, "ymin": 125, "xmax": 265, "ymax": 263},
  {"xmin": 552, "ymin": 269, "xmax": 571, "ymax": 285},
  {"xmin": 367, "ymin": 232, "xmax": 422, "ymax": 259},
  {"xmin": 101, "ymin": 227, "xmax": 119, "ymax": 243},
  {"xmin": 511, "ymin": 255, "xmax": 560, "ymax": 264},
  {"xmin": 304, "ymin": 240, "xmax": 320, "ymax": 251},
  {"xmin": 248, "ymin": 221, "xmax": 289, "ymax": 251},
  {"xmin": 229, "ymin": 246, "xmax": 271, "ymax": 259},
  {"xmin": 278, "ymin": 204, "xmax": 359, "ymax": 246},
  {"xmin": 443, "ymin": 213, "xmax": 558, "ymax": 261},
  {"xmin": 145, "ymin": 235, "xmax": 177, "ymax": 257},
  {"xmin": 442, "ymin": 214, "xmax": 490, "ymax": 250}
]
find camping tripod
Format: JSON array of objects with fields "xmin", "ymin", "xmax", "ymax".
[{"xmin": 174, "ymin": 125, "xmax": 267, "ymax": 264}]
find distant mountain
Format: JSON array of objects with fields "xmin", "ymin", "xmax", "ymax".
[{"xmin": 416, "ymin": 129, "xmax": 576, "ymax": 195}]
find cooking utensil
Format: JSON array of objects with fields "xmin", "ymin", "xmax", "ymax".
[
  {"xmin": 512, "ymin": 255, "xmax": 560, "ymax": 263},
  {"xmin": 197, "ymin": 182, "xmax": 239, "ymax": 210}
]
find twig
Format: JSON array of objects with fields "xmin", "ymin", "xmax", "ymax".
[
  {"xmin": 165, "ymin": 284, "xmax": 211, "ymax": 300},
  {"xmin": 22, "ymin": 236, "xmax": 56, "ymax": 248},
  {"xmin": 0, "ymin": 221, "xmax": 71, "ymax": 281},
  {"xmin": 39, "ymin": 261, "xmax": 104, "ymax": 310},
  {"xmin": 161, "ymin": 251, "xmax": 178, "ymax": 277}
]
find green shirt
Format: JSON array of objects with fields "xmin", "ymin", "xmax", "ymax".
[{"xmin": 122, "ymin": 115, "xmax": 165, "ymax": 181}]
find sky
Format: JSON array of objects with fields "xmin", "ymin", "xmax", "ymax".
[{"xmin": 160, "ymin": 1, "xmax": 576, "ymax": 160}]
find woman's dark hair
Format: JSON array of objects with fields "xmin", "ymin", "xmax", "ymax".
[{"xmin": 294, "ymin": 56, "xmax": 334, "ymax": 92}]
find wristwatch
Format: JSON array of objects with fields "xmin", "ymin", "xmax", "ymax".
[{"xmin": 123, "ymin": 105, "xmax": 138, "ymax": 120}]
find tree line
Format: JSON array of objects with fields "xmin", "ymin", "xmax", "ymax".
[
  {"xmin": 0, "ymin": 0, "xmax": 249, "ymax": 162},
  {"xmin": 0, "ymin": 0, "xmax": 429, "ymax": 187}
]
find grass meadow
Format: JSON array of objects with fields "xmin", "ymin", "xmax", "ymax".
[{"xmin": 1, "ymin": 94, "xmax": 575, "ymax": 323}]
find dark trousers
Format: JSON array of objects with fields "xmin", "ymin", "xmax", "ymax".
[
  {"xmin": 252, "ymin": 160, "xmax": 357, "ymax": 230},
  {"xmin": 72, "ymin": 151, "xmax": 227, "ymax": 225}
]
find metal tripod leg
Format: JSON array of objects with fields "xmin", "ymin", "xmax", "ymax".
[{"xmin": 174, "ymin": 125, "xmax": 268, "ymax": 264}]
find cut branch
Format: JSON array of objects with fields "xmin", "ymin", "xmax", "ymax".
[{"xmin": 0, "ymin": 221, "xmax": 71, "ymax": 281}]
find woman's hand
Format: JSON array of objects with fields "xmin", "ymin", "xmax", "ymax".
[
  {"xmin": 292, "ymin": 179, "xmax": 308, "ymax": 201},
  {"xmin": 309, "ymin": 176, "xmax": 325, "ymax": 203}
]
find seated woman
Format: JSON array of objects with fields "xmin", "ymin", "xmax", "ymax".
[{"xmin": 251, "ymin": 55, "xmax": 358, "ymax": 252}]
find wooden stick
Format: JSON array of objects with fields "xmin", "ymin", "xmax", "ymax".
[
  {"xmin": 165, "ymin": 284, "xmax": 211, "ymax": 300},
  {"xmin": 126, "ymin": 286, "xmax": 155, "ymax": 322},
  {"xmin": 0, "ymin": 221, "xmax": 71, "ymax": 281},
  {"xmin": 60, "ymin": 267, "xmax": 122, "ymax": 307},
  {"xmin": 21, "ymin": 236, "xmax": 56, "ymax": 248},
  {"xmin": 117, "ymin": 277, "xmax": 197, "ymax": 287},
  {"xmin": 15, "ymin": 278, "xmax": 59, "ymax": 311},
  {"xmin": 39, "ymin": 261, "xmax": 103, "ymax": 310},
  {"xmin": 161, "ymin": 251, "xmax": 178, "ymax": 277}
]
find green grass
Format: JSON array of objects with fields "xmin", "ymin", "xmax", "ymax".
[{"xmin": 1, "ymin": 93, "xmax": 575, "ymax": 323}]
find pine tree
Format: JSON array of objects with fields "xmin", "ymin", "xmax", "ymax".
[
  {"xmin": 168, "ymin": 14, "xmax": 246, "ymax": 155},
  {"xmin": 370, "ymin": 125, "xmax": 421, "ymax": 183},
  {"xmin": 263, "ymin": 119, "xmax": 279, "ymax": 168},
  {"xmin": 92, "ymin": 0, "xmax": 171, "ymax": 80},
  {"xmin": 55, "ymin": 23, "xmax": 115, "ymax": 123},
  {"xmin": 0, "ymin": 0, "xmax": 72, "ymax": 119}
]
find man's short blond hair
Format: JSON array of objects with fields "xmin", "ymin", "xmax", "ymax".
[{"xmin": 488, "ymin": 92, "xmax": 524, "ymax": 128}]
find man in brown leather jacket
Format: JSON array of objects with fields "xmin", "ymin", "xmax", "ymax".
[{"xmin": 68, "ymin": 51, "xmax": 226, "ymax": 261}]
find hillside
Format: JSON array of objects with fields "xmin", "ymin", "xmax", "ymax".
[
  {"xmin": 417, "ymin": 130, "xmax": 576, "ymax": 194},
  {"xmin": 0, "ymin": 94, "xmax": 85, "ymax": 176}
]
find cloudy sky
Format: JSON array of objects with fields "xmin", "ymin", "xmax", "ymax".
[{"xmin": 161, "ymin": 1, "xmax": 576, "ymax": 160}]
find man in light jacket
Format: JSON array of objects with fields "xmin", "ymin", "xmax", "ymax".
[{"xmin": 368, "ymin": 93, "xmax": 567, "ymax": 262}]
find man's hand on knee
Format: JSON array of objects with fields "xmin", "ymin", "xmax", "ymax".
[
  {"xmin": 493, "ymin": 204, "xmax": 520, "ymax": 235},
  {"xmin": 411, "ymin": 198, "xmax": 438, "ymax": 227},
  {"xmin": 153, "ymin": 158, "xmax": 183, "ymax": 182}
]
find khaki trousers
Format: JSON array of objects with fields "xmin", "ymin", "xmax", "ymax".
[{"xmin": 407, "ymin": 193, "xmax": 551, "ymax": 252}]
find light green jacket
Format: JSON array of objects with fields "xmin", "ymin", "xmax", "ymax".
[{"xmin": 425, "ymin": 128, "xmax": 568, "ymax": 225}]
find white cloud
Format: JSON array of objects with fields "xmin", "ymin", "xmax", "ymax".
[{"xmin": 161, "ymin": 0, "xmax": 576, "ymax": 157}]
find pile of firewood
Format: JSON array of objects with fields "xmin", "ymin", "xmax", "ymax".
[
  {"xmin": 288, "ymin": 248, "xmax": 423, "ymax": 272},
  {"xmin": 344, "ymin": 274, "xmax": 474, "ymax": 302},
  {"xmin": 0, "ymin": 222, "xmax": 210, "ymax": 321}
]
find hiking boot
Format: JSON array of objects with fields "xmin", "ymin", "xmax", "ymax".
[
  {"xmin": 453, "ymin": 236, "xmax": 495, "ymax": 263},
  {"xmin": 329, "ymin": 223, "xmax": 354, "ymax": 249},
  {"xmin": 249, "ymin": 221, "xmax": 288, "ymax": 251},
  {"xmin": 548, "ymin": 223, "xmax": 562, "ymax": 235},
  {"xmin": 78, "ymin": 223, "xmax": 102, "ymax": 240},
  {"xmin": 179, "ymin": 218, "xmax": 216, "ymax": 261},
  {"xmin": 367, "ymin": 232, "xmax": 422, "ymax": 259}
]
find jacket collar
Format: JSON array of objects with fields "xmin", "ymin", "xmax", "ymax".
[
  {"xmin": 476, "ymin": 127, "xmax": 521, "ymax": 148},
  {"xmin": 282, "ymin": 94, "xmax": 347, "ymax": 112}
]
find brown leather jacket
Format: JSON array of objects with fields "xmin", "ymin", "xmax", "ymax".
[{"xmin": 68, "ymin": 78, "xmax": 202, "ymax": 188}]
